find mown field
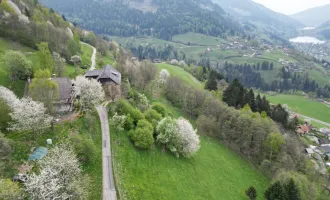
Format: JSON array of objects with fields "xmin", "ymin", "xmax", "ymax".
[
  {"xmin": 155, "ymin": 63, "xmax": 204, "ymax": 89},
  {"xmin": 266, "ymin": 94, "xmax": 330, "ymax": 124},
  {"xmin": 111, "ymin": 97, "xmax": 269, "ymax": 200}
]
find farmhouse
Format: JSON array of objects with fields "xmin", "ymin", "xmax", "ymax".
[
  {"xmin": 296, "ymin": 124, "xmax": 311, "ymax": 135},
  {"xmin": 85, "ymin": 64, "xmax": 122, "ymax": 101},
  {"xmin": 53, "ymin": 77, "xmax": 75, "ymax": 112},
  {"xmin": 85, "ymin": 64, "xmax": 121, "ymax": 85}
]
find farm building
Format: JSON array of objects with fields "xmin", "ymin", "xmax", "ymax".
[{"xmin": 85, "ymin": 64, "xmax": 121, "ymax": 85}]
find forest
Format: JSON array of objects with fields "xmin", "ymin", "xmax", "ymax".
[{"xmin": 40, "ymin": 0, "xmax": 242, "ymax": 40}]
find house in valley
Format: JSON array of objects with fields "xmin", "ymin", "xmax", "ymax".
[
  {"xmin": 85, "ymin": 64, "xmax": 122, "ymax": 101},
  {"xmin": 296, "ymin": 124, "xmax": 311, "ymax": 136}
]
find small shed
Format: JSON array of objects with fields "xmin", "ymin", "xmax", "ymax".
[
  {"xmin": 305, "ymin": 148, "xmax": 314, "ymax": 154},
  {"xmin": 28, "ymin": 147, "xmax": 48, "ymax": 161}
]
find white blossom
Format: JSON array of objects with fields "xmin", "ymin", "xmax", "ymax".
[
  {"xmin": 0, "ymin": 86, "xmax": 20, "ymax": 109},
  {"xmin": 24, "ymin": 143, "xmax": 89, "ymax": 200},
  {"xmin": 110, "ymin": 112, "xmax": 126, "ymax": 132},
  {"xmin": 9, "ymin": 98, "xmax": 52, "ymax": 133},
  {"xmin": 156, "ymin": 117, "xmax": 200, "ymax": 158},
  {"xmin": 178, "ymin": 60, "xmax": 186, "ymax": 67},
  {"xmin": 170, "ymin": 59, "xmax": 178, "ymax": 66},
  {"xmin": 73, "ymin": 76, "xmax": 105, "ymax": 108},
  {"xmin": 159, "ymin": 69, "xmax": 170, "ymax": 83},
  {"xmin": 176, "ymin": 117, "xmax": 200, "ymax": 158}
]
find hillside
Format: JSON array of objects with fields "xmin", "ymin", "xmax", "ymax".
[
  {"xmin": 109, "ymin": 32, "xmax": 330, "ymax": 98},
  {"xmin": 40, "ymin": 0, "xmax": 242, "ymax": 40},
  {"xmin": 212, "ymin": 0, "xmax": 302, "ymax": 38},
  {"xmin": 291, "ymin": 4, "xmax": 330, "ymax": 27}
]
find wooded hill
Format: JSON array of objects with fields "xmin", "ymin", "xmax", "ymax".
[{"xmin": 40, "ymin": 0, "xmax": 243, "ymax": 40}]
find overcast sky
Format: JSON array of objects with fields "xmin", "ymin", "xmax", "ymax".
[{"xmin": 253, "ymin": 0, "xmax": 330, "ymax": 15}]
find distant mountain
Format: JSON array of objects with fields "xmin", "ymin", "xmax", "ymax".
[
  {"xmin": 40, "ymin": 0, "xmax": 243, "ymax": 40},
  {"xmin": 211, "ymin": 0, "xmax": 303, "ymax": 38},
  {"xmin": 291, "ymin": 4, "xmax": 330, "ymax": 27}
]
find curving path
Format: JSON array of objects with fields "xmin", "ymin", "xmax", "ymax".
[
  {"xmin": 96, "ymin": 106, "xmax": 117, "ymax": 200},
  {"xmin": 80, "ymin": 42, "xmax": 97, "ymax": 71}
]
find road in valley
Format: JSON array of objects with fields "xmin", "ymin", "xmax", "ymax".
[
  {"xmin": 96, "ymin": 106, "xmax": 117, "ymax": 200},
  {"xmin": 296, "ymin": 113, "xmax": 330, "ymax": 128},
  {"xmin": 80, "ymin": 42, "xmax": 97, "ymax": 70}
]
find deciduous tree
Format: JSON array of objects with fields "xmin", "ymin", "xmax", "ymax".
[
  {"xmin": 37, "ymin": 42, "xmax": 54, "ymax": 71},
  {"xmin": 3, "ymin": 50, "xmax": 32, "ymax": 88},
  {"xmin": 176, "ymin": 117, "xmax": 200, "ymax": 157},
  {"xmin": 73, "ymin": 76, "xmax": 105, "ymax": 108},
  {"xmin": 24, "ymin": 143, "xmax": 89, "ymax": 200},
  {"xmin": 29, "ymin": 69, "xmax": 59, "ymax": 113},
  {"xmin": 9, "ymin": 98, "xmax": 52, "ymax": 134}
]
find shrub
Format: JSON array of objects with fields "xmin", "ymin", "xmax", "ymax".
[
  {"xmin": 116, "ymin": 100, "xmax": 144, "ymax": 124},
  {"xmin": 129, "ymin": 120, "xmax": 154, "ymax": 149},
  {"xmin": 70, "ymin": 134, "xmax": 97, "ymax": 164},
  {"xmin": 245, "ymin": 186, "xmax": 257, "ymax": 200},
  {"xmin": 145, "ymin": 109, "xmax": 162, "ymax": 130},
  {"xmin": 151, "ymin": 103, "xmax": 167, "ymax": 117},
  {"xmin": 124, "ymin": 114, "xmax": 135, "ymax": 130}
]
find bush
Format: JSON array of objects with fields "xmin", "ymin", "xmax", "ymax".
[
  {"xmin": 124, "ymin": 114, "xmax": 135, "ymax": 130},
  {"xmin": 116, "ymin": 100, "xmax": 144, "ymax": 124},
  {"xmin": 70, "ymin": 134, "xmax": 97, "ymax": 164},
  {"xmin": 145, "ymin": 109, "xmax": 162, "ymax": 130},
  {"xmin": 151, "ymin": 103, "xmax": 167, "ymax": 117},
  {"xmin": 129, "ymin": 120, "xmax": 154, "ymax": 149},
  {"xmin": 245, "ymin": 186, "xmax": 257, "ymax": 200}
]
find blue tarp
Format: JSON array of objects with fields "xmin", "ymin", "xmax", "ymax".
[{"xmin": 28, "ymin": 147, "xmax": 48, "ymax": 161}]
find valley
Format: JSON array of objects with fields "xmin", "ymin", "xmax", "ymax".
[{"xmin": 2, "ymin": 0, "xmax": 330, "ymax": 200}]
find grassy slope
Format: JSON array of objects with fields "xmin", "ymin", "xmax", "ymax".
[
  {"xmin": 172, "ymin": 32, "xmax": 228, "ymax": 46},
  {"xmin": 155, "ymin": 63, "xmax": 204, "ymax": 89},
  {"xmin": 111, "ymin": 66, "xmax": 268, "ymax": 200},
  {"xmin": 266, "ymin": 94, "xmax": 330, "ymax": 124},
  {"xmin": 112, "ymin": 133, "xmax": 268, "ymax": 200}
]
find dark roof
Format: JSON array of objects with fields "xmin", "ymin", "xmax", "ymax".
[
  {"xmin": 53, "ymin": 77, "xmax": 73, "ymax": 103},
  {"xmin": 317, "ymin": 146, "xmax": 330, "ymax": 154},
  {"xmin": 319, "ymin": 138, "xmax": 330, "ymax": 145},
  {"xmin": 85, "ymin": 69, "xmax": 102, "ymax": 77},
  {"xmin": 85, "ymin": 64, "xmax": 121, "ymax": 85}
]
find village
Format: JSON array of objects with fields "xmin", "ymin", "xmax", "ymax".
[{"xmin": 294, "ymin": 114, "xmax": 330, "ymax": 175}]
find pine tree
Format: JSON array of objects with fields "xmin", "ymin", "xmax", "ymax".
[
  {"xmin": 264, "ymin": 181, "xmax": 285, "ymax": 200},
  {"xmin": 245, "ymin": 186, "xmax": 257, "ymax": 200},
  {"xmin": 284, "ymin": 179, "xmax": 301, "ymax": 200}
]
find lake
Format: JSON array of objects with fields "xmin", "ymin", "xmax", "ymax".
[{"xmin": 289, "ymin": 36, "xmax": 325, "ymax": 44}]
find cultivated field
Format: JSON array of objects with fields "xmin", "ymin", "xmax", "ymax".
[{"xmin": 266, "ymin": 94, "xmax": 330, "ymax": 124}]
